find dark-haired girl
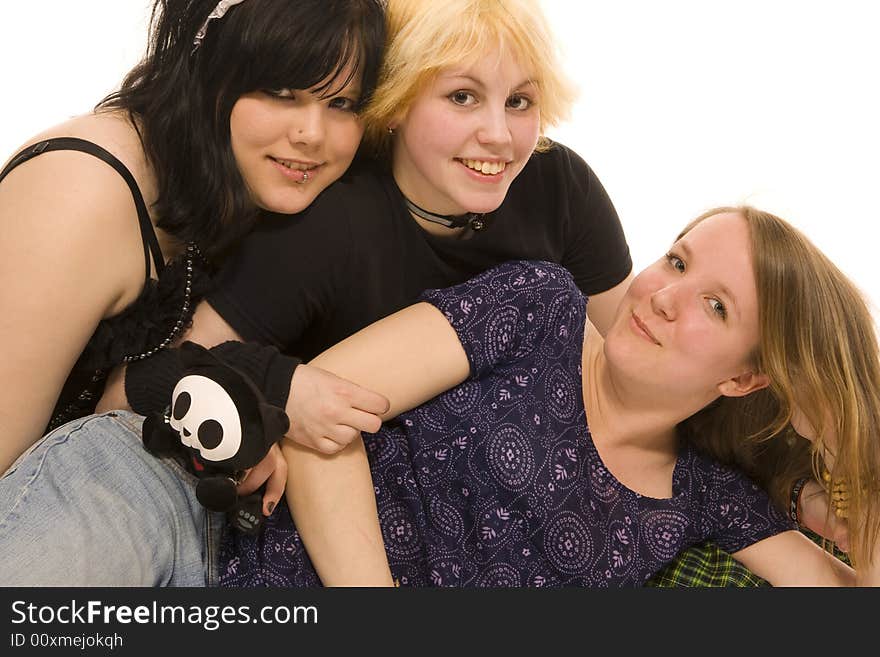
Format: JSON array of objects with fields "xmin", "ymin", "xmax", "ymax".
[{"xmin": 0, "ymin": 0, "xmax": 385, "ymax": 584}]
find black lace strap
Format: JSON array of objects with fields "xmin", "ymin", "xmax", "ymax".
[{"xmin": 0, "ymin": 137, "xmax": 164, "ymax": 280}]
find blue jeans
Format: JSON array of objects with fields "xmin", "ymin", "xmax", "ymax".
[{"xmin": 0, "ymin": 411, "xmax": 224, "ymax": 586}]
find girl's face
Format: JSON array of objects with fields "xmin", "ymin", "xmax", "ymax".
[
  {"xmin": 604, "ymin": 212, "xmax": 766, "ymax": 403},
  {"xmin": 391, "ymin": 49, "xmax": 541, "ymax": 216},
  {"xmin": 230, "ymin": 69, "xmax": 364, "ymax": 214}
]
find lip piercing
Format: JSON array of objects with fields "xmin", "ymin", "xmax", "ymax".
[{"xmin": 295, "ymin": 171, "xmax": 310, "ymax": 185}]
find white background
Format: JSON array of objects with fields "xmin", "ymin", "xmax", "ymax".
[{"xmin": 1, "ymin": 1, "xmax": 877, "ymax": 326}]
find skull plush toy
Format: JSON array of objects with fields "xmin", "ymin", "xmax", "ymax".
[{"xmin": 141, "ymin": 341, "xmax": 289, "ymax": 534}]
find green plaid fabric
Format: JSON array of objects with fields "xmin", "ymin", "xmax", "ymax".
[
  {"xmin": 646, "ymin": 530, "xmax": 850, "ymax": 587},
  {"xmin": 646, "ymin": 542, "xmax": 769, "ymax": 587}
]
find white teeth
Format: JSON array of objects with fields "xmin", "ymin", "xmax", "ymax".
[
  {"xmin": 462, "ymin": 159, "xmax": 506, "ymax": 175},
  {"xmin": 277, "ymin": 159, "xmax": 314, "ymax": 171}
]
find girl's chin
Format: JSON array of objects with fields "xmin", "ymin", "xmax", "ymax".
[
  {"xmin": 256, "ymin": 190, "xmax": 319, "ymax": 215},
  {"xmin": 456, "ymin": 195, "xmax": 506, "ymax": 216}
]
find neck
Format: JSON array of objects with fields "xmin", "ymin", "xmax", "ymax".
[
  {"xmin": 403, "ymin": 196, "xmax": 483, "ymax": 230},
  {"xmin": 582, "ymin": 324, "xmax": 710, "ymax": 453},
  {"xmin": 391, "ymin": 149, "xmax": 488, "ymax": 234}
]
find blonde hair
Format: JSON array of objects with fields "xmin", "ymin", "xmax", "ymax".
[
  {"xmin": 679, "ymin": 206, "xmax": 880, "ymax": 568},
  {"xmin": 361, "ymin": 0, "xmax": 577, "ymax": 156}
]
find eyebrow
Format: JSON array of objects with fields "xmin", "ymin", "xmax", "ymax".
[
  {"xmin": 677, "ymin": 239, "xmax": 741, "ymax": 320},
  {"xmin": 317, "ymin": 83, "xmax": 362, "ymax": 99},
  {"xmin": 439, "ymin": 73, "xmax": 536, "ymax": 92}
]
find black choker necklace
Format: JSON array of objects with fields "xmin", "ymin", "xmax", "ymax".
[{"xmin": 404, "ymin": 197, "xmax": 486, "ymax": 231}]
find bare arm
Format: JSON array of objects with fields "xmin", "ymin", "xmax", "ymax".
[
  {"xmin": 781, "ymin": 405, "xmax": 850, "ymax": 552},
  {"xmin": 584, "ymin": 273, "xmax": 632, "ymax": 337},
  {"xmin": 285, "ymin": 302, "xmax": 470, "ymax": 586},
  {"xmin": 731, "ymin": 531, "xmax": 855, "ymax": 586},
  {"xmin": 797, "ymin": 479, "xmax": 850, "ymax": 553},
  {"xmin": 0, "ymin": 152, "xmax": 146, "ymax": 472}
]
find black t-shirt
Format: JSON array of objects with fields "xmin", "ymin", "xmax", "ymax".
[{"xmin": 208, "ymin": 141, "xmax": 632, "ymax": 361}]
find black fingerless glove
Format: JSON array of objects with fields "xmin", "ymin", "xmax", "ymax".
[{"xmin": 125, "ymin": 341, "xmax": 300, "ymax": 415}]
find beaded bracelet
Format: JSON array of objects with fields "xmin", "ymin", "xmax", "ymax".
[{"xmin": 789, "ymin": 476, "xmax": 810, "ymax": 524}]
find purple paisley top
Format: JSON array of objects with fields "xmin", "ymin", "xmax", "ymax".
[{"xmin": 220, "ymin": 261, "xmax": 793, "ymax": 587}]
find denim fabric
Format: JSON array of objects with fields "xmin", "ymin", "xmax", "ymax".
[{"xmin": 0, "ymin": 411, "xmax": 222, "ymax": 586}]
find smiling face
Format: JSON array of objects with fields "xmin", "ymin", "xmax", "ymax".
[
  {"xmin": 604, "ymin": 211, "xmax": 767, "ymax": 403},
  {"xmin": 229, "ymin": 69, "xmax": 364, "ymax": 214},
  {"xmin": 390, "ymin": 49, "xmax": 541, "ymax": 216}
]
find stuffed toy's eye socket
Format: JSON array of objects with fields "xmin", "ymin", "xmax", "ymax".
[
  {"xmin": 198, "ymin": 419, "xmax": 224, "ymax": 450},
  {"xmin": 173, "ymin": 392, "xmax": 192, "ymax": 421},
  {"xmin": 170, "ymin": 374, "xmax": 242, "ymax": 463}
]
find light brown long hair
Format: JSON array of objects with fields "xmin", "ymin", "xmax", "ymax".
[{"xmin": 679, "ymin": 206, "xmax": 880, "ymax": 568}]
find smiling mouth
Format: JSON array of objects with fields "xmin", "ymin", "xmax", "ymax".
[
  {"xmin": 271, "ymin": 157, "xmax": 321, "ymax": 184},
  {"xmin": 456, "ymin": 158, "xmax": 507, "ymax": 176},
  {"xmin": 631, "ymin": 312, "xmax": 661, "ymax": 346},
  {"xmin": 271, "ymin": 157, "xmax": 320, "ymax": 171}
]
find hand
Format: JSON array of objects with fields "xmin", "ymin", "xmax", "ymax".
[
  {"xmin": 238, "ymin": 444, "xmax": 287, "ymax": 516},
  {"xmin": 94, "ymin": 364, "xmax": 131, "ymax": 414},
  {"xmin": 286, "ymin": 363, "xmax": 390, "ymax": 454},
  {"xmin": 799, "ymin": 478, "xmax": 849, "ymax": 553}
]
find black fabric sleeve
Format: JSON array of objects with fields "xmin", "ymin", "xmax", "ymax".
[
  {"xmin": 124, "ymin": 348, "xmax": 183, "ymax": 415},
  {"xmin": 210, "ymin": 341, "xmax": 300, "ymax": 409},
  {"xmin": 554, "ymin": 144, "xmax": 633, "ymax": 295},
  {"xmin": 125, "ymin": 341, "xmax": 300, "ymax": 414}
]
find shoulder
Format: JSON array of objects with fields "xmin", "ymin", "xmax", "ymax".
[
  {"xmin": 477, "ymin": 260, "xmax": 578, "ymax": 295},
  {"xmin": 430, "ymin": 260, "xmax": 577, "ymax": 298},
  {"xmin": 4, "ymin": 111, "xmax": 153, "ymax": 193},
  {"xmin": 517, "ymin": 140, "xmax": 594, "ymax": 182},
  {"xmin": 1, "ymin": 113, "xmax": 155, "ymax": 309},
  {"xmin": 2, "ymin": 112, "xmax": 155, "ymax": 224},
  {"xmin": 679, "ymin": 446, "xmax": 796, "ymax": 553},
  {"xmin": 418, "ymin": 261, "xmax": 583, "ymax": 375},
  {"xmin": 420, "ymin": 261, "xmax": 581, "ymax": 328},
  {"xmin": 503, "ymin": 140, "xmax": 606, "ymax": 220},
  {"xmin": 680, "ymin": 445, "xmax": 772, "ymax": 510}
]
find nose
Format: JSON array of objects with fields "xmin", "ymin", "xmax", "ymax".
[
  {"xmin": 289, "ymin": 102, "xmax": 324, "ymax": 148},
  {"xmin": 183, "ymin": 427, "xmax": 191, "ymax": 438},
  {"xmin": 650, "ymin": 283, "xmax": 678, "ymax": 321},
  {"xmin": 475, "ymin": 103, "xmax": 513, "ymax": 148}
]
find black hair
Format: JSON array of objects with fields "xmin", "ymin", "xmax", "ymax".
[{"xmin": 98, "ymin": 0, "xmax": 386, "ymax": 259}]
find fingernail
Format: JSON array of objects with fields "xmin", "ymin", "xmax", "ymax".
[{"xmin": 267, "ymin": 501, "xmax": 276, "ymax": 514}]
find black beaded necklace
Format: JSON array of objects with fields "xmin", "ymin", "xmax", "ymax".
[
  {"xmin": 122, "ymin": 241, "xmax": 202, "ymax": 362},
  {"xmin": 404, "ymin": 196, "xmax": 487, "ymax": 232}
]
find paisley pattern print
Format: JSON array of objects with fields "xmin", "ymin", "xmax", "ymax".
[{"xmin": 220, "ymin": 261, "xmax": 793, "ymax": 588}]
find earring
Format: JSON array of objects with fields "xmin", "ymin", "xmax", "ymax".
[{"xmin": 387, "ymin": 127, "xmax": 395, "ymax": 135}]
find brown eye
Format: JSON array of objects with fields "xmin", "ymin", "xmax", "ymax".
[
  {"xmin": 709, "ymin": 298, "xmax": 728, "ymax": 320},
  {"xmin": 506, "ymin": 94, "xmax": 532, "ymax": 111},
  {"xmin": 449, "ymin": 91, "xmax": 476, "ymax": 106},
  {"xmin": 328, "ymin": 96, "xmax": 357, "ymax": 112},
  {"xmin": 263, "ymin": 88, "xmax": 294, "ymax": 100},
  {"xmin": 666, "ymin": 254, "xmax": 686, "ymax": 273}
]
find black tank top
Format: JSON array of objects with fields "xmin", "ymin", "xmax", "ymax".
[{"xmin": 0, "ymin": 137, "xmax": 212, "ymax": 432}]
